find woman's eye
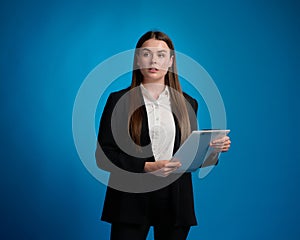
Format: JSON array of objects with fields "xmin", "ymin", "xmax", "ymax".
[
  {"xmin": 143, "ymin": 52, "xmax": 150, "ymax": 57},
  {"xmin": 158, "ymin": 53, "xmax": 165, "ymax": 58}
]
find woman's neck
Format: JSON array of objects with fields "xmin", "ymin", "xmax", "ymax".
[{"xmin": 142, "ymin": 82, "xmax": 166, "ymax": 100}]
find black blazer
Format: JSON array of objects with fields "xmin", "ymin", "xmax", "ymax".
[{"xmin": 96, "ymin": 86, "xmax": 198, "ymax": 226}]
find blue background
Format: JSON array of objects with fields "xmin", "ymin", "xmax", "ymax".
[{"xmin": 1, "ymin": 0, "xmax": 299, "ymax": 239}]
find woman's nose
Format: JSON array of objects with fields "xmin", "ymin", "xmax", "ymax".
[{"xmin": 151, "ymin": 55, "xmax": 158, "ymax": 64}]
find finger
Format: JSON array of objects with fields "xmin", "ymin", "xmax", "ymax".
[
  {"xmin": 222, "ymin": 143, "xmax": 230, "ymax": 148},
  {"xmin": 210, "ymin": 143, "xmax": 225, "ymax": 149},
  {"xmin": 152, "ymin": 169, "xmax": 169, "ymax": 177},
  {"xmin": 211, "ymin": 144, "xmax": 226, "ymax": 153},
  {"xmin": 164, "ymin": 164, "xmax": 181, "ymax": 172},
  {"xmin": 222, "ymin": 145, "xmax": 230, "ymax": 152},
  {"xmin": 165, "ymin": 161, "xmax": 181, "ymax": 168},
  {"xmin": 156, "ymin": 160, "xmax": 169, "ymax": 169},
  {"xmin": 163, "ymin": 167, "xmax": 178, "ymax": 176},
  {"xmin": 210, "ymin": 141, "xmax": 225, "ymax": 147},
  {"xmin": 223, "ymin": 141, "xmax": 231, "ymax": 148},
  {"xmin": 211, "ymin": 138, "xmax": 231, "ymax": 148},
  {"xmin": 155, "ymin": 168, "xmax": 174, "ymax": 177},
  {"xmin": 211, "ymin": 136, "xmax": 229, "ymax": 144},
  {"xmin": 210, "ymin": 143, "xmax": 224, "ymax": 148},
  {"xmin": 212, "ymin": 136, "xmax": 230, "ymax": 144}
]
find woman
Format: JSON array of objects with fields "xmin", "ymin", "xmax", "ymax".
[{"xmin": 96, "ymin": 31, "xmax": 231, "ymax": 240}]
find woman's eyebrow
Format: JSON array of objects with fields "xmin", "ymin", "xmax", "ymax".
[
  {"xmin": 157, "ymin": 50, "xmax": 168, "ymax": 53},
  {"xmin": 141, "ymin": 48, "xmax": 151, "ymax": 52},
  {"xmin": 141, "ymin": 48, "xmax": 168, "ymax": 53}
]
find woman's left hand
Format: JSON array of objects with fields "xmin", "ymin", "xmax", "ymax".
[{"xmin": 210, "ymin": 136, "xmax": 231, "ymax": 152}]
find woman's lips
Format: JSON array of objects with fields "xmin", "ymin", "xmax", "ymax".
[{"xmin": 148, "ymin": 68, "xmax": 159, "ymax": 72}]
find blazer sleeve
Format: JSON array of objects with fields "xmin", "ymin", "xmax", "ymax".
[
  {"xmin": 95, "ymin": 93, "xmax": 155, "ymax": 173},
  {"xmin": 185, "ymin": 94, "xmax": 219, "ymax": 167}
]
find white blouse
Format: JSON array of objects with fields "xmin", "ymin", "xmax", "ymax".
[{"xmin": 140, "ymin": 84, "xmax": 176, "ymax": 161}]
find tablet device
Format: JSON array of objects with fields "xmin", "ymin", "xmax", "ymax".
[{"xmin": 171, "ymin": 130, "xmax": 230, "ymax": 173}]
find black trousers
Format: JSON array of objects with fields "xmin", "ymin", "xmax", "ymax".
[{"xmin": 110, "ymin": 223, "xmax": 190, "ymax": 240}]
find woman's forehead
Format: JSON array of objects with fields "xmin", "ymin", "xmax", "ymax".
[{"xmin": 140, "ymin": 39, "xmax": 170, "ymax": 50}]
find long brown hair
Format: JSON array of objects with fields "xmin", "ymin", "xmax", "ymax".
[{"xmin": 129, "ymin": 31, "xmax": 191, "ymax": 146}]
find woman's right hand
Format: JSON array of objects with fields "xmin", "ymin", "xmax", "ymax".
[{"xmin": 144, "ymin": 160, "xmax": 182, "ymax": 177}]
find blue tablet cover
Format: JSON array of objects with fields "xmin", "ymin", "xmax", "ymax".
[{"xmin": 172, "ymin": 130, "xmax": 230, "ymax": 173}]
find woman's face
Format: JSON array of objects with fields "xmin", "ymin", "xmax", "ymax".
[{"xmin": 137, "ymin": 38, "xmax": 173, "ymax": 84}]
